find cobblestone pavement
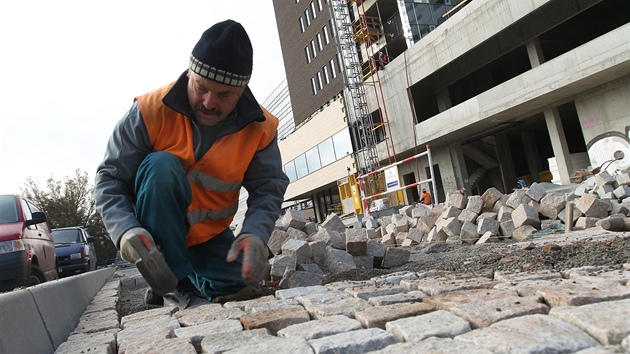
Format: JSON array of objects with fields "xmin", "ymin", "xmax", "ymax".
[{"xmin": 55, "ymin": 230, "xmax": 630, "ymax": 354}]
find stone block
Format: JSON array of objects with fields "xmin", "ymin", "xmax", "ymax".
[
  {"xmin": 279, "ymin": 270, "xmax": 323, "ymax": 289},
  {"xmin": 311, "ymin": 229, "xmax": 345, "ymax": 250},
  {"xmin": 540, "ymin": 219, "xmax": 564, "ymax": 232},
  {"xmin": 594, "ymin": 171, "xmax": 616, "ymax": 187},
  {"xmin": 478, "ymin": 212, "xmax": 498, "ymax": 220},
  {"xmin": 539, "ymin": 194, "xmax": 566, "ymax": 220},
  {"xmin": 497, "ymin": 206, "xmax": 513, "ymax": 222},
  {"xmin": 477, "ymin": 217, "xmax": 500, "ymax": 236},
  {"xmin": 417, "ymin": 216, "xmax": 436, "ymax": 234},
  {"xmin": 574, "ymin": 217, "xmax": 600, "ymax": 230},
  {"xmin": 303, "ymin": 222, "xmax": 319, "ymax": 236},
  {"xmin": 481, "ymin": 187, "xmax": 503, "ymax": 209},
  {"xmin": 441, "ymin": 206, "xmax": 462, "ymax": 219},
  {"xmin": 366, "ymin": 228, "xmax": 379, "ymax": 239},
  {"xmin": 364, "ymin": 216, "xmax": 379, "ymax": 229},
  {"xmin": 395, "ymin": 232, "xmax": 408, "ymax": 246},
  {"xmin": 367, "ymin": 239, "xmax": 387, "ymax": 258},
  {"xmin": 596, "ymin": 184, "xmax": 614, "ymax": 198},
  {"xmin": 399, "ymin": 205, "xmax": 414, "ymax": 217},
  {"xmin": 477, "ymin": 231, "xmax": 500, "ymax": 243},
  {"xmin": 382, "ymin": 247, "xmax": 411, "ymax": 268},
  {"xmin": 499, "ymin": 220, "xmax": 515, "ymax": 238},
  {"xmin": 426, "ymin": 227, "xmax": 448, "ymax": 243},
  {"xmin": 460, "ymin": 221, "xmax": 479, "ymax": 245},
  {"xmin": 345, "ymin": 228, "xmax": 367, "ymax": 256},
  {"xmin": 268, "ymin": 229, "xmax": 289, "ymax": 256},
  {"xmin": 575, "ymin": 194, "xmax": 611, "ymax": 219},
  {"xmin": 411, "ymin": 205, "xmax": 431, "ymax": 218},
  {"xmin": 447, "ymin": 193, "xmax": 467, "ymax": 209},
  {"xmin": 616, "ymin": 172, "xmax": 630, "ymax": 186},
  {"xmin": 492, "ymin": 194, "xmax": 509, "ymax": 213},
  {"xmin": 282, "ymin": 210, "xmax": 307, "ymax": 230},
  {"xmin": 320, "ymin": 248, "xmax": 356, "ymax": 275},
  {"xmin": 511, "ymin": 225, "xmax": 537, "ymax": 241},
  {"xmin": 457, "ymin": 209, "xmax": 478, "ymax": 224},
  {"xmin": 465, "ymin": 196, "xmax": 484, "ymax": 214},
  {"xmin": 270, "ymin": 255, "xmax": 297, "ymax": 281},
  {"xmin": 558, "ymin": 204, "xmax": 583, "ymax": 225},
  {"xmin": 282, "ymin": 239, "xmax": 312, "ymax": 264},
  {"xmin": 610, "ymin": 201, "xmax": 629, "ymax": 216},
  {"xmin": 407, "ymin": 228, "xmax": 424, "ymax": 244},
  {"xmin": 512, "ymin": 204, "xmax": 540, "ymax": 229},
  {"xmin": 287, "ymin": 227, "xmax": 308, "ymax": 241},
  {"xmin": 506, "ymin": 190, "xmax": 531, "ymax": 209},
  {"xmin": 380, "ymin": 231, "xmax": 396, "ymax": 247},
  {"xmin": 613, "ymin": 185, "xmax": 630, "ymax": 199},
  {"xmin": 440, "ymin": 217, "xmax": 462, "ymax": 238},
  {"xmin": 525, "ymin": 182, "xmax": 546, "ymax": 202},
  {"xmin": 297, "ymin": 263, "xmax": 324, "ymax": 275},
  {"xmin": 353, "ymin": 255, "xmax": 375, "ymax": 269},
  {"xmin": 321, "ymin": 213, "xmax": 347, "ymax": 233},
  {"xmin": 394, "ymin": 217, "xmax": 409, "ymax": 233},
  {"xmin": 309, "ymin": 240, "xmax": 327, "ymax": 264}
]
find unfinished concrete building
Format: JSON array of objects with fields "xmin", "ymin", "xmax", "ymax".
[{"xmin": 270, "ymin": 0, "xmax": 629, "ymax": 224}]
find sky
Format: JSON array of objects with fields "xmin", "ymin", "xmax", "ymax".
[{"xmin": 0, "ymin": 1, "xmax": 286, "ymax": 194}]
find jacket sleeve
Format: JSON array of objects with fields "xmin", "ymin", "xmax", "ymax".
[
  {"xmin": 94, "ymin": 102, "xmax": 153, "ymax": 248},
  {"xmin": 239, "ymin": 134, "xmax": 289, "ymax": 244}
]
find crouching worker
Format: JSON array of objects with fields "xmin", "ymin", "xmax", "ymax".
[{"xmin": 94, "ymin": 20, "xmax": 289, "ymax": 309}]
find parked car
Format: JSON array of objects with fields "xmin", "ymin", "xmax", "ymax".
[
  {"xmin": 0, "ymin": 194, "xmax": 58, "ymax": 291},
  {"xmin": 52, "ymin": 226, "xmax": 97, "ymax": 277}
]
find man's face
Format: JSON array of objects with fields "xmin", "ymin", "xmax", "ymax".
[{"xmin": 187, "ymin": 71, "xmax": 246, "ymax": 126}]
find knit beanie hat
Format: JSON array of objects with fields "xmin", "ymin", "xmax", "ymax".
[{"xmin": 189, "ymin": 20, "xmax": 253, "ymax": 87}]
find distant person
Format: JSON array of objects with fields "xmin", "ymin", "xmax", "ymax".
[
  {"xmin": 94, "ymin": 20, "xmax": 289, "ymax": 308},
  {"xmin": 377, "ymin": 51, "xmax": 389, "ymax": 70},
  {"xmin": 456, "ymin": 187, "xmax": 466, "ymax": 195},
  {"xmin": 420, "ymin": 189, "xmax": 432, "ymax": 205}
]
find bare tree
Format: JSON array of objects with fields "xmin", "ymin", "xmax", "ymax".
[{"xmin": 21, "ymin": 169, "xmax": 117, "ymax": 263}]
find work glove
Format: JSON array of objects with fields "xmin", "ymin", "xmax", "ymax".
[
  {"xmin": 119, "ymin": 227, "xmax": 157, "ymax": 264},
  {"xmin": 226, "ymin": 233, "xmax": 270, "ymax": 284}
]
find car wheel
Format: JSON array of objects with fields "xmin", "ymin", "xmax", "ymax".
[{"xmin": 29, "ymin": 265, "xmax": 45, "ymax": 286}]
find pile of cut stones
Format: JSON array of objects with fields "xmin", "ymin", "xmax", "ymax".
[{"xmin": 268, "ymin": 167, "xmax": 630, "ymax": 289}]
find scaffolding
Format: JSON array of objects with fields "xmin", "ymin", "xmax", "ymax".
[{"xmin": 328, "ymin": 0, "xmax": 380, "ymax": 177}]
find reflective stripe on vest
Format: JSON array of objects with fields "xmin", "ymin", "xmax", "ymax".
[{"xmin": 136, "ymin": 82, "xmax": 279, "ymax": 246}]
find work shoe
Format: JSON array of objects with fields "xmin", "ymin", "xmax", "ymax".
[
  {"xmin": 144, "ymin": 288, "xmax": 164, "ymax": 306},
  {"xmin": 144, "ymin": 278, "xmax": 204, "ymax": 309},
  {"xmin": 211, "ymin": 285, "xmax": 264, "ymax": 305}
]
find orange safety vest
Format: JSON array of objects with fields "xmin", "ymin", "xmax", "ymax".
[
  {"xmin": 136, "ymin": 83, "xmax": 279, "ymax": 246},
  {"xmin": 421, "ymin": 191, "xmax": 431, "ymax": 205}
]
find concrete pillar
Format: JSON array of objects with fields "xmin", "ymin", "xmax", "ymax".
[
  {"xmin": 494, "ymin": 134, "xmax": 515, "ymax": 193},
  {"xmin": 544, "ymin": 107, "xmax": 573, "ymax": 185},
  {"xmin": 526, "ymin": 38, "xmax": 545, "ymax": 67},
  {"xmin": 313, "ymin": 193, "xmax": 324, "ymax": 223},
  {"xmin": 521, "ymin": 131, "xmax": 542, "ymax": 183},
  {"xmin": 449, "ymin": 145, "xmax": 469, "ymax": 193}
]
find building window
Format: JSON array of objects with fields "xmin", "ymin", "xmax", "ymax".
[
  {"xmin": 333, "ymin": 130, "xmax": 353, "ymax": 159},
  {"xmin": 304, "ymin": 9, "xmax": 310, "ymax": 27},
  {"xmin": 322, "ymin": 25, "xmax": 330, "ymax": 44},
  {"xmin": 318, "ymin": 138, "xmax": 336, "ymax": 167},
  {"xmin": 329, "ymin": 18, "xmax": 336, "ymax": 37},
  {"xmin": 316, "ymin": 32, "xmax": 323, "ymax": 51},
  {"xmin": 284, "ymin": 161, "xmax": 297, "ymax": 182},
  {"xmin": 336, "ymin": 52, "xmax": 343, "ymax": 74},
  {"xmin": 316, "ymin": 71, "xmax": 323, "ymax": 91},
  {"xmin": 322, "ymin": 65, "xmax": 330, "ymax": 85},
  {"xmin": 329, "ymin": 59, "xmax": 336, "ymax": 79},
  {"xmin": 305, "ymin": 146, "xmax": 322, "ymax": 173},
  {"xmin": 295, "ymin": 155, "xmax": 308, "ymax": 179},
  {"xmin": 304, "ymin": 46, "xmax": 311, "ymax": 63},
  {"xmin": 310, "ymin": 1, "xmax": 317, "ymax": 19},
  {"xmin": 299, "ymin": 16, "xmax": 305, "ymax": 33},
  {"xmin": 317, "ymin": 0, "xmax": 323, "ymax": 12},
  {"xmin": 310, "ymin": 40, "xmax": 317, "ymax": 58},
  {"xmin": 310, "ymin": 77, "xmax": 317, "ymax": 95}
]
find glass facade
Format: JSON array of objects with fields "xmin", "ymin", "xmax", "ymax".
[
  {"xmin": 406, "ymin": 0, "xmax": 466, "ymax": 42},
  {"xmin": 283, "ymin": 128, "xmax": 353, "ymax": 183}
]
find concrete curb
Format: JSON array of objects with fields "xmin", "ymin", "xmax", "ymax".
[{"xmin": 0, "ymin": 267, "xmax": 115, "ymax": 354}]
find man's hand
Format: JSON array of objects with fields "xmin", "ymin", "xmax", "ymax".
[
  {"xmin": 226, "ymin": 233, "xmax": 270, "ymax": 284},
  {"xmin": 119, "ymin": 227, "xmax": 156, "ymax": 264}
]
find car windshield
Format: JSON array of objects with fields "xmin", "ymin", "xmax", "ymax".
[
  {"xmin": 53, "ymin": 229, "xmax": 81, "ymax": 244},
  {"xmin": 0, "ymin": 196, "xmax": 19, "ymax": 224}
]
